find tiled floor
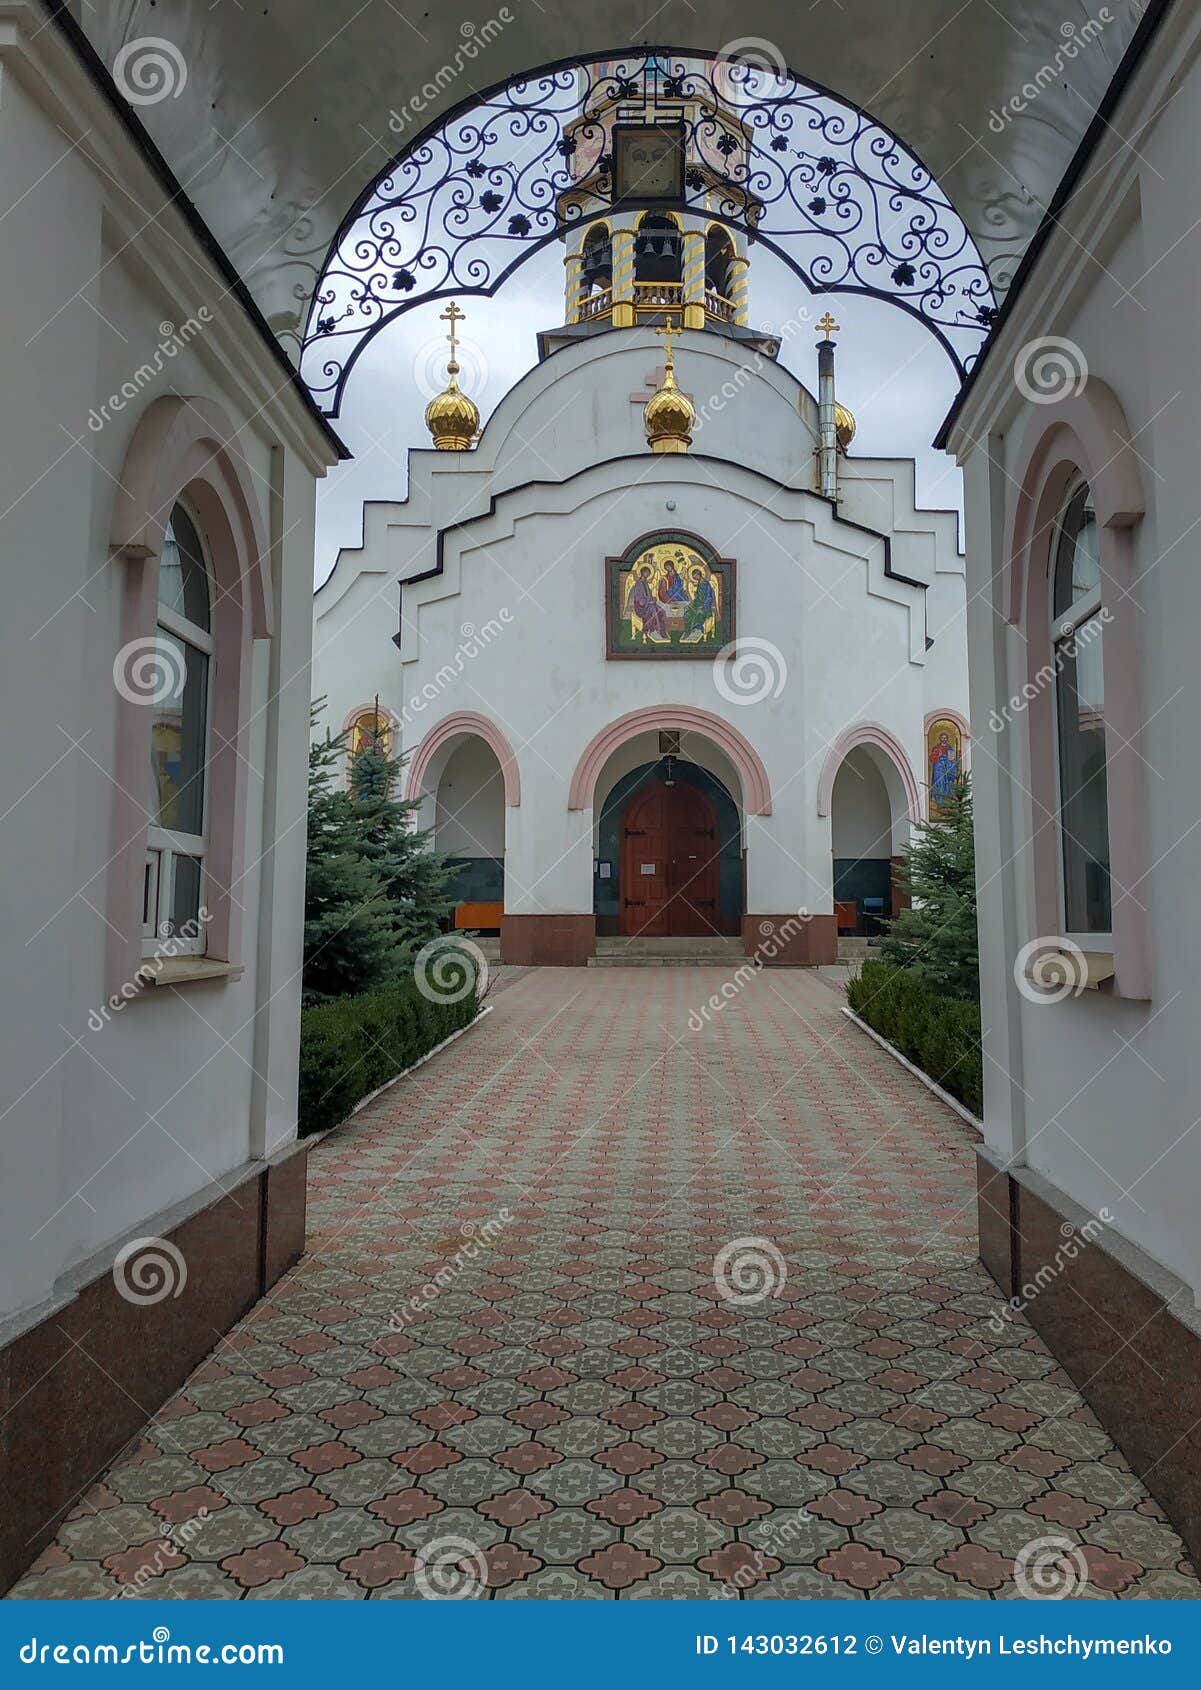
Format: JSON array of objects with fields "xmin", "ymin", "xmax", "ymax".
[{"xmin": 10, "ymin": 967, "xmax": 1198, "ymax": 1599}]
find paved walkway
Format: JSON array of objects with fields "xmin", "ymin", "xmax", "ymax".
[{"xmin": 10, "ymin": 969, "xmax": 1197, "ymax": 1599}]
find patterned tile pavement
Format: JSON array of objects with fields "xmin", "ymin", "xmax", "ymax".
[{"xmin": 10, "ymin": 967, "xmax": 1198, "ymax": 1600}]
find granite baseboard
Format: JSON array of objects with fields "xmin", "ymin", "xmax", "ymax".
[
  {"xmin": 0, "ymin": 1147, "xmax": 307, "ymax": 1593},
  {"xmin": 977, "ymin": 1151, "xmax": 1201, "ymax": 1564}
]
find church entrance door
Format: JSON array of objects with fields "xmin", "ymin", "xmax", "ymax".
[{"xmin": 619, "ymin": 782, "xmax": 721, "ymax": 937}]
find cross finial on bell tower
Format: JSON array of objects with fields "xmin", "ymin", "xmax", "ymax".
[
  {"xmin": 440, "ymin": 300, "xmax": 466, "ymax": 372},
  {"xmin": 653, "ymin": 314, "xmax": 681, "ymax": 371},
  {"xmin": 816, "ymin": 311, "xmax": 840, "ymax": 342}
]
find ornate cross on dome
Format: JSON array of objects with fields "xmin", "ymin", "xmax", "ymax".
[
  {"xmin": 816, "ymin": 311, "xmax": 840, "ymax": 341},
  {"xmin": 653, "ymin": 315, "xmax": 682, "ymax": 369},
  {"xmin": 440, "ymin": 301, "xmax": 466, "ymax": 370}
]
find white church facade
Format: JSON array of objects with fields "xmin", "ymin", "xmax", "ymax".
[{"xmin": 314, "ymin": 72, "xmax": 969, "ymax": 967}]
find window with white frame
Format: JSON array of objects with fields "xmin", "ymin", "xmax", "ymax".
[
  {"xmin": 145, "ymin": 503, "xmax": 211, "ymax": 956},
  {"xmin": 1051, "ymin": 481, "xmax": 1111, "ymax": 937}
]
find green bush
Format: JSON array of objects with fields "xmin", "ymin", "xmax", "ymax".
[
  {"xmin": 846, "ymin": 958, "xmax": 983, "ymax": 1119},
  {"xmin": 298, "ymin": 972, "xmax": 480, "ymax": 1138}
]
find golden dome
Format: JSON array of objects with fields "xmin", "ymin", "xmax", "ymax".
[
  {"xmin": 835, "ymin": 401, "xmax": 856, "ymax": 451},
  {"xmin": 644, "ymin": 354, "xmax": 695, "ymax": 454},
  {"xmin": 424, "ymin": 366, "xmax": 479, "ymax": 451},
  {"xmin": 425, "ymin": 301, "xmax": 479, "ymax": 450}
]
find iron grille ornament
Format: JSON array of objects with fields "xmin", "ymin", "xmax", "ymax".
[{"xmin": 301, "ymin": 49, "xmax": 995, "ymax": 415}]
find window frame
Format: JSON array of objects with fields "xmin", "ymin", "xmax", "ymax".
[
  {"xmin": 1048, "ymin": 478, "xmax": 1112, "ymax": 948},
  {"xmin": 145, "ymin": 500, "xmax": 213, "ymax": 959}
]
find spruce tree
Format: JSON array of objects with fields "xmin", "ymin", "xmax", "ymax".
[
  {"xmin": 302, "ymin": 709, "xmax": 401, "ymax": 1003},
  {"xmin": 346, "ymin": 715, "xmax": 454, "ymax": 956},
  {"xmin": 878, "ymin": 777, "xmax": 979, "ymax": 1000}
]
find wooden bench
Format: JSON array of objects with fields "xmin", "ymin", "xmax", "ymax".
[{"xmin": 454, "ymin": 901, "xmax": 503, "ymax": 931}]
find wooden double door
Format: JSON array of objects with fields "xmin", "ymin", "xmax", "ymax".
[{"xmin": 619, "ymin": 781, "xmax": 722, "ymax": 937}]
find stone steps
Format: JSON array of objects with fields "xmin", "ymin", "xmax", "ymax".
[{"xmin": 588, "ymin": 937, "xmax": 744, "ymax": 968}]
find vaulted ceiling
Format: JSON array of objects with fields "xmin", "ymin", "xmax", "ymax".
[{"xmin": 65, "ymin": 1, "xmax": 1160, "ymax": 371}]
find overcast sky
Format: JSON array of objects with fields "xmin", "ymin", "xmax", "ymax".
[{"xmin": 313, "ymin": 244, "xmax": 965, "ymax": 588}]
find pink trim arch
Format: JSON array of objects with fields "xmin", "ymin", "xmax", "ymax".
[
  {"xmin": 568, "ymin": 706, "xmax": 772, "ymax": 815},
  {"xmin": 107, "ymin": 394, "xmax": 271, "ymax": 994},
  {"xmin": 405, "ymin": 711, "xmax": 522, "ymax": 806},
  {"xmin": 817, "ymin": 722, "xmax": 922, "ymax": 824},
  {"xmin": 1005, "ymin": 375, "xmax": 1149, "ymax": 998}
]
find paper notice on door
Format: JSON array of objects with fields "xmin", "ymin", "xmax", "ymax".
[{"xmin": 640, "ymin": 863, "xmax": 656, "ymax": 876}]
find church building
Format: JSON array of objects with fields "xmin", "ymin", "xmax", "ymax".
[{"xmin": 313, "ymin": 62, "xmax": 969, "ymax": 967}]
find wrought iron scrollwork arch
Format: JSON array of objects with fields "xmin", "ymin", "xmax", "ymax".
[{"xmin": 301, "ymin": 47, "xmax": 996, "ymax": 415}]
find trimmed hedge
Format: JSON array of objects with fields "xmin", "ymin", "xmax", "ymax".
[
  {"xmin": 298, "ymin": 975, "xmax": 480, "ymax": 1138},
  {"xmin": 846, "ymin": 958, "xmax": 983, "ymax": 1120}
]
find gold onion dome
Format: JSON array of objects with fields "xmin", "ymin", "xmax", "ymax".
[
  {"xmin": 425, "ymin": 301, "xmax": 479, "ymax": 451},
  {"xmin": 645, "ymin": 319, "xmax": 694, "ymax": 454},
  {"xmin": 835, "ymin": 401, "xmax": 856, "ymax": 451}
]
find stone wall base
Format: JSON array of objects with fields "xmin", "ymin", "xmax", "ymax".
[
  {"xmin": 742, "ymin": 913, "xmax": 838, "ymax": 965},
  {"xmin": 0, "ymin": 1147, "xmax": 307, "ymax": 1593},
  {"xmin": 501, "ymin": 914, "xmax": 596, "ymax": 966},
  {"xmin": 977, "ymin": 1152, "xmax": 1201, "ymax": 1563}
]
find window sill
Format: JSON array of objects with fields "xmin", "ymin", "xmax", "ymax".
[
  {"xmin": 140, "ymin": 958, "xmax": 244, "ymax": 988},
  {"xmin": 1024, "ymin": 945, "xmax": 1114, "ymax": 992}
]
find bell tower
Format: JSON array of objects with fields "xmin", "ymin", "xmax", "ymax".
[{"xmin": 556, "ymin": 58, "xmax": 758, "ymax": 334}]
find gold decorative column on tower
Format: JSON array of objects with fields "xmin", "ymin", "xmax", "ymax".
[
  {"xmin": 681, "ymin": 229, "xmax": 706, "ymax": 330},
  {"xmin": 726, "ymin": 254, "xmax": 750, "ymax": 326},
  {"xmin": 611, "ymin": 227, "xmax": 636, "ymax": 328},
  {"xmin": 424, "ymin": 301, "xmax": 480, "ymax": 450},
  {"xmin": 564, "ymin": 248, "xmax": 586, "ymax": 325},
  {"xmin": 644, "ymin": 317, "xmax": 695, "ymax": 453}
]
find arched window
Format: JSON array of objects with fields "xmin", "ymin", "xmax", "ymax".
[
  {"xmin": 1051, "ymin": 481, "xmax": 1110, "ymax": 936},
  {"xmin": 146, "ymin": 502, "xmax": 211, "ymax": 954},
  {"xmin": 634, "ymin": 214, "xmax": 682, "ymax": 283},
  {"xmin": 581, "ymin": 225, "xmax": 612, "ymax": 294},
  {"xmin": 705, "ymin": 228, "xmax": 735, "ymax": 298}
]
